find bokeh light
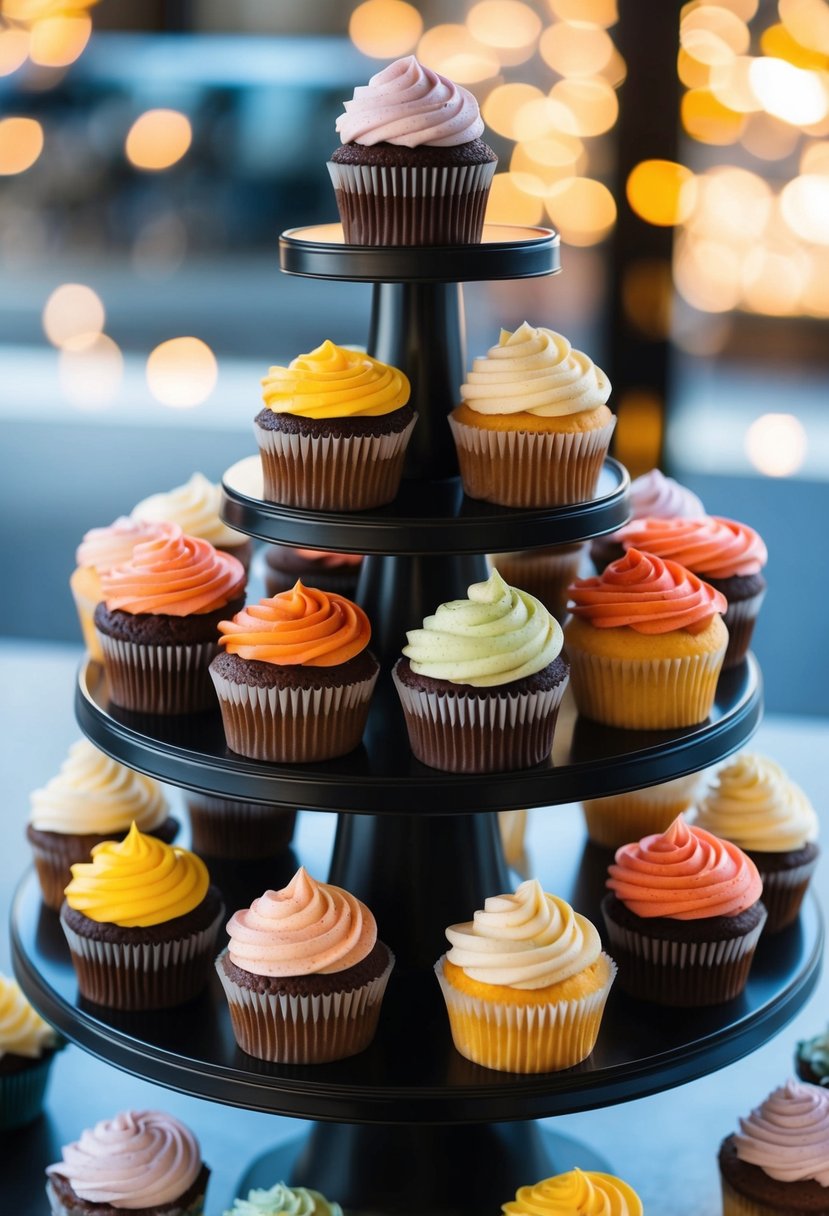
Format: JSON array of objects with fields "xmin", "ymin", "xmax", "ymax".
[
  {"xmin": 674, "ymin": 233, "xmax": 743, "ymax": 312},
  {"xmin": 485, "ymin": 173, "xmax": 544, "ymax": 225},
  {"xmin": 0, "ymin": 116, "xmax": 43, "ymax": 175},
  {"xmin": 741, "ymin": 245, "xmax": 809, "ymax": 314},
  {"xmin": 548, "ymin": 78, "xmax": 618, "ymax": 136},
  {"xmin": 146, "ymin": 337, "xmax": 218, "ymax": 408},
  {"xmin": 482, "ymin": 83, "xmax": 544, "ymax": 139},
  {"xmin": 680, "ymin": 6, "xmax": 750, "ymax": 66},
  {"xmin": 801, "ymin": 140, "xmax": 829, "ymax": 173},
  {"xmin": 761, "ymin": 22, "xmax": 829, "ymax": 70},
  {"xmin": 28, "ymin": 13, "xmax": 91, "ymax": 67},
  {"xmin": 42, "ymin": 284, "xmax": 105, "ymax": 350},
  {"xmin": 745, "ymin": 413, "xmax": 807, "ymax": 476},
  {"xmin": 349, "ymin": 0, "xmax": 422, "ymax": 58},
  {"xmin": 547, "ymin": 0, "xmax": 618, "ymax": 28},
  {"xmin": 709, "ymin": 55, "xmax": 761, "ymax": 111},
  {"xmin": 681, "ymin": 87, "xmax": 746, "ymax": 143},
  {"xmin": 59, "ymin": 334, "xmax": 123, "ymax": 411},
  {"xmin": 539, "ymin": 23, "xmax": 613, "ymax": 77},
  {"xmin": 0, "ymin": 27, "xmax": 29, "ymax": 76},
  {"xmin": 778, "ymin": 0, "xmax": 829, "ymax": 56},
  {"xmin": 545, "ymin": 176, "xmax": 617, "ymax": 245},
  {"xmin": 510, "ymin": 139, "xmax": 584, "ymax": 194},
  {"xmin": 678, "ymin": 47, "xmax": 712, "ymax": 88},
  {"xmin": 740, "ymin": 111, "xmax": 802, "ymax": 159},
  {"xmin": 689, "ymin": 166, "xmax": 773, "ymax": 242},
  {"xmin": 780, "ymin": 174, "xmax": 829, "ymax": 244},
  {"xmin": 417, "ymin": 24, "xmax": 499, "ymax": 83},
  {"xmin": 626, "ymin": 160, "xmax": 698, "ymax": 226},
  {"xmin": 513, "ymin": 95, "xmax": 577, "ymax": 140},
  {"xmin": 622, "ymin": 259, "xmax": 673, "ymax": 340},
  {"xmin": 467, "ymin": 1, "xmax": 541, "ymax": 64},
  {"xmin": 749, "ymin": 58, "xmax": 829, "ymax": 126},
  {"xmin": 125, "ymin": 110, "xmax": 192, "ymax": 172}
]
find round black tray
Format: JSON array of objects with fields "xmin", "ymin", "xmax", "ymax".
[
  {"xmin": 75, "ymin": 657, "xmax": 763, "ymax": 814},
  {"xmin": 279, "ymin": 223, "xmax": 560, "ymax": 283},
  {"xmin": 221, "ymin": 457, "xmax": 630, "ymax": 554}
]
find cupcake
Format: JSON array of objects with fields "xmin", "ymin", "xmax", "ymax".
[
  {"xmin": 60, "ymin": 823, "xmax": 223, "ymax": 1011},
  {"xmin": 265, "ymin": 545, "xmax": 363, "ymax": 600},
  {"xmin": 617, "ymin": 514, "xmax": 767, "ymax": 666},
  {"xmin": 224, "ymin": 1184, "xmax": 343, "ymax": 1216},
  {"xmin": 216, "ymin": 867, "xmax": 394, "ymax": 1065},
  {"xmin": 502, "ymin": 1169, "xmax": 643, "ymax": 1215},
  {"xmin": 257, "ymin": 340, "xmax": 415, "ymax": 511},
  {"xmin": 46, "ymin": 1109, "xmax": 210, "ymax": 1216},
  {"xmin": 718, "ymin": 1080, "xmax": 829, "ymax": 1216},
  {"xmin": 329, "ymin": 55, "xmax": 497, "ymax": 246},
  {"xmin": 449, "ymin": 323, "xmax": 615, "ymax": 508},
  {"xmin": 94, "ymin": 524, "xmax": 246, "ymax": 715},
  {"xmin": 70, "ymin": 517, "xmax": 164, "ymax": 661},
  {"xmin": 133, "ymin": 471, "xmax": 253, "ymax": 571},
  {"xmin": 489, "ymin": 542, "xmax": 586, "ymax": 623},
  {"xmin": 0, "ymin": 973, "xmax": 61, "ymax": 1131},
  {"xmin": 565, "ymin": 548, "xmax": 728, "ymax": 730},
  {"xmin": 435, "ymin": 878, "xmax": 615, "ymax": 1073},
  {"xmin": 499, "ymin": 809, "xmax": 529, "ymax": 872},
  {"xmin": 185, "ymin": 796, "xmax": 296, "ymax": 861},
  {"xmin": 695, "ymin": 753, "xmax": 819, "ymax": 933},
  {"xmin": 590, "ymin": 467, "xmax": 705, "ymax": 573},
  {"xmin": 27, "ymin": 738, "xmax": 178, "ymax": 910},
  {"xmin": 582, "ymin": 772, "xmax": 703, "ymax": 850},
  {"xmin": 210, "ymin": 582, "xmax": 379, "ymax": 763},
  {"xmin": 393, "ymin": 569, "xmax": 569, "ymax": 774},
  {"xmin": 602, "ymin": 816, "xmax": 767, "ymax": 1006},
  {"xmin": 797, "ymin": 1026, "xmax": 829, "ymax": 1088}
]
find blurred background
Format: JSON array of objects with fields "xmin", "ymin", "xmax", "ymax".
[{"xmin": 0, "ymin": 0, "xmax": 827, "ymax": 711}]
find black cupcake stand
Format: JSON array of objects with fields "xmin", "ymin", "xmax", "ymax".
[{"xmin": 11, "ymin": 224, "xmax": 824, "ymax": 1215}]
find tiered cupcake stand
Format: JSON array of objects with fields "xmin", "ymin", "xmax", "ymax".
[{"xmin": 11, "ymin": 225, "xmax": 824, "ymax": 1215}]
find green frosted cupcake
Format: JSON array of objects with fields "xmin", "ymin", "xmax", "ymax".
[{"xmin": 224, "ymin": 1182, "xmax": 343, "ymax": 1216}]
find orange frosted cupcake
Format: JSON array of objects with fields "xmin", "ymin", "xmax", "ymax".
[
  {"xmin": 209, "ymin": 581, "xmax": 379, "ymax": 762},
  {"xmin": 565, "ymin": 548, "xmax": 729, "ymax": 729}
]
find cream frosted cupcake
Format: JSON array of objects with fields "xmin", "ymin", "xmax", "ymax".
[
  {"xmin": 133, "ymin": 471, "xmax": 253, "ymax": 571},
  {"xmin": 224, "ymin": 1184, "xmax": 343, "ymax": 1216},
  {"xmin": 695, "ymin": 753, "xmax": 819, "ymax": 933},
  {"xmin": 0, "ymin": 973, "xmax": 61, "ymax": 1131},
  {"xmin": 449, "ymin": 323, "xmax": 615, "ymax": 507},
  {"xmin": 435, "ymin": 879, "xmax": 615, "ymax": 1073},
  {"xmin": 27, "ymin": 739, "xmax": 177, "ymax": 910},
  {"xmin": 582, "ymin": 772, "xmax": 703, "ymax": 850},
  {"xmin": 393, "ymin": 569, "xmax": 569, "ymax": 773},
  {"xmin": 502, "ymin": 1169, "xmax": 643, "ymax": 1215}
]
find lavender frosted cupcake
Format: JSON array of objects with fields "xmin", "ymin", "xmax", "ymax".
[{"xmin": 590, "ymin": 468, "xmax": 704, "ymax": 573}]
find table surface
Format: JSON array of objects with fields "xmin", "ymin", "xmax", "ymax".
[{"xmin": 1, "ymin": 638, "xmax": 827, "ymax": 1216}]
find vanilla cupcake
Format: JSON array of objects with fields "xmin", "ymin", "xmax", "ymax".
[
  {"xmin": 0, "ymin": 973, "xmax": 61, "ymax": 1131},
  {"xmin": 70, "ymin": 517, "xmax": 164, "ymax": 660},
  {"xmin": 582, "ymin": 772, "xmax": 703, "ymax": 850},
  {"xmin": 133, "ymin": 471, "xmax": 253, "ymax": 570}
]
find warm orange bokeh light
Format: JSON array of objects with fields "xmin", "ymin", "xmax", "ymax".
[
  {"xmin": 485, "ymin": 173, "xmax": 544, "ymax": 225},
  {"xmin": 0, "ymin": 27, "xmax": 29, "ymax": 76},
  {"xmin": 510, "ymin": 139, "xmax": 583, "ymax": 195},
  {"xmin": 674, "ymin": 233, "xmax": 742, "ymax": 312},
  {"xmin": 745, "ymin": 413, "xmax": 807, "ymax": 476},
  {"xmin": 59, "ymin": 334, "xmax": 123, "ymax": 411},
  {"xmin": 548, "ymin": 0, "xmax": 618, "ymax": 28},
  {"xmin": 749, "ymin": 57, "xmax": 829, "ymax": 126},
  {"xmin": 125, "ymin": 110, "xmax": 192, "ymax": 172},
  {"xmin": 741, "ymin": 245, "xmax": 808, "ymax": 315},
  {"xmin": 740, "ymin": 111, "xmax": 802, "ymax": 159},
  {"xmin": 349, "ymin": 0, "xmax": 423, "ymax": 58},
  {"xmin": 761, "ymin": 22, "xmax": 829, "ymax": 71},
  {"xmin": 689, "ymin": 166, "xmax": 772, "ymax": 242},
  {"xmin": 545, "ymin": 176, "xmax": 617, "ymax": 245},
  {"xmin": 483, "ymin": 83, "xmax": 544, "ymax": 139},
  {"xmin": 680, "ymin": 6, "xmax": 750, "ymax": 67},
  {"xmin": 28, "ymin": 13, "xmax": 91, "ymax": 68},
  {"xmin": 539, "ymin": 23, "xmax": 613, "ymax": 77},
  {"xmin": 778, "ymin": 0, "xmax": 829, "ymax": 57},
  {"xmin": 626, "ymin": 160, "xmax": 697, "ymax": 226},
  {"xmin": 677, "ymin": 47, "xmax": 711, "ymax": 88},
  {"xmin": 417, "ymin": 24, "xmax": 499, "ymax": 83},
  {"xmin": 780, "ymin": 174, "xmax": 829, "ymax": 244},
  {"xmin": 43, "ymin": 284, "xmax": 105, "ymax": 350},
  {"xmin": 801, "ymin": 140, "xmax": 829, "ymax": 174},
  {"xmin": 681, "ymin": 88, "xmax": 746, "ymax": 144},
  {"xmin": 146, "ymin": 338, "xmax": 218, "ymax": 408},
  {"xmin": 467, "ymin": 0, "xmax": 541, "ymax": 57},
  {"xmin": 548, "ymin": 78, "xmax": 618, "ymax": 136},
  {"xmin": 709, "ymin": 56, "xmax": 761, "ymax": 112},
  {"xmin": 0, "ymin": 116, "xmax": 43, "ymax": 174},
  {"xmin": 513, "ymin": 96, "xmax": 577, "ymax": 140}
]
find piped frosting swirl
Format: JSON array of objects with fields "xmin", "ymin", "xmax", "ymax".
[
  {"xmin": 695, "ymin": 753, "xmax": 818, "ymax": 853},
  {"xmin": 733, "ymin": 1080, "xmax": 829, "ymax": 1185},
  {"xmin": 218, "ymin": 582, "xmax": 371, "ymax": 667},
  {"xmin": 629, "ymin": 468, "xmax": 704, "ymax": 521},
  {"xmin": 460, "ymin": 323, "xmax": 611, "ymax": 418},
  {"xmin": 224, "ymin": 1183, "xmax": 343, "ymax": 1216},
  {"xmin": 0, "ymin": 973, "xmax": 57, "ymax": 1059},
  {"xmin": 607, "ymin": 815, "xmax": 763, "ymax": 920},
  {"xmin": 336, "ymin": 55, "xmax": 484, "ymax": 148},
  {"xmin": 29, "ymin": 739, "xmax": 168, "ymax": 836},
  {"xmin": 132, "ymin": 472, "xmax": 247, "ymax": 549},
  {"xmin": 261, "ymin": 340, "xmax": 410, "ymax": 420},
  {"xmin": 101, "ymin": 525, "xmax": 245, "ymax": 617},
  {"xmin": 226, "ymin": 868, "xmax": 377, "ymax": 977},
  {"xmin": 618, "ymin": 515, "xmax": 767, "ymax": 579},
  {"xmin": 47, "ymin": 1110, "xmax": 203, "ymax": 1210},
  {"xmin": 76, "ymin": 517, "xmax": 166, "ymax": 573},
  {"xmin": 502, "ymin": 1169, "xmax": 644, "ymax": 1215}
]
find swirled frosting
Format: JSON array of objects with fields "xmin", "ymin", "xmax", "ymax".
[
  {"xmin": 618, "ymin": 515, "xmax": 767, "ymax": 579},
  {"xmin": 76, "ymin": 517, "xmax": 166, "ymax": 573},
  {"xmin": 733, "ymin": 1080, "xmax": 829, "ymax": 1185},
  {"xmin": 132, "ymin": 472, "xmax": 247, "ymax": 549},
  {"xmin": 695, "ymin": 753, "xmax": 818, "ymax": 853},
  {"xmin": 336, "ymin": 55, "xmax": 484, "ymax": 148},
  {"xmin": 101, "ymin": 525, "xmax": 245, "ymax": 617},
  {"xmin": 445, "ymin": 879, "xmax": 602, "ymax": 991},
  {"xmin": 226, "ymin": 867, "xmax": 377, "ymax": 977},
  {"xmin": 460, "ymin": 323, "xmax": 611, "ymax": 418},
  {"xmin": 218, "ymin": 582, "xmax": 371, "ymax": 668},
  {"xmin": 629, "ymin": 469, "xmax": 704, "ymax": 521},
  {"xmin": 64, "ymin": 823, "xmax": 209, "ymax": 927},
  {"xmin": 402, "ymin": 569, "xmax": 563, "ymax": 688},
  {"xmin": 0, "ymin": 973, "xmax": 57, "ymax": 1059},
  {"xmin": 607, "ymin": 815, "xmax": 762, "ymax": 920},
  {"xmin": 503, "ymin": 1169, "xmax": 643, "ymax": 1215},
  {"xmin": 47, "ymin": 1110, "xmax": 203, "ymax": 1210},
  {"xmin": 224, "ymin": 1184, "xmax": 343, "ymax": 1216},
  {"xmin": 261, "ymin": 340, "xmax": 410, "ymax": 420},
  {"xmin": 567, "ymin": 548, "xmax": 727, "ymax": 635},
  {"xmin": 29, "ymin": 739, "xmax": 168, "ymax": 836}
]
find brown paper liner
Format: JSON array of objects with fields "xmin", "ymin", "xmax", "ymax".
[
  {"xmin": 255, "ymin": 416, "xmax": 417, "ymax": 511},
  {"xmin": 96, "ymin": 633, "xmax": 220, "ymax": 715},
  {"xmin": 489, "ymin": 547, "xmax": 586, "ymax": 623},
  {"xmin": 720, "ymin": 1177, "xmax": 781, "ymax": 1216},
  {"xmin": 751, "ymin": 857, "xmax": 818, "ymax": 934},
  {"xmin": 46, "ymin": 1178, "xmax": 208, "ymax": 1216},
  {"xmin": 449, "ymin": 416, "xmax": 616, "ymax": 507},
  {"xmin": 722, "ymin": 590, "xmax": 766, "ymax": 668},
  {"xmin": 567, "ymin": 646, "xmax": 726, "ymax": 729},
  {"xmin": 581, "ymin": 775, "xmax": 701, "ymax": 849},
  {"xmin": 186, "ymin": 797, "xmax": 296, "ymax": 859}
]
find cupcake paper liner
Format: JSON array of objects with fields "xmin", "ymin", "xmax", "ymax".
[
  {"xmin": 489, "ymin": 547, "xmax": 585, "ymax": 622},
  {"xmin": 567, "ymin": 646, "xmax": 726, "ymax": 730},
  {"xmin": 722, "ymin": 589, "xmax": 766, "ymax": 668},
  {"xmin": 255, "ymin": 416, "xmax": 417, "ymax": 511},
  {"xmin": 327, "ymin": 160, "xmax": 496, "ymax": 246},
  {"xmin": 0, "ymin": 1053, "xmax": 56, "ymax": 1131},
  {"xmin": 582, "ymin": 775, "xmax": 701, "ymax": 849},
  {"xmin": 97, "ymin": 633, "xmax": 220, "ymax": 715},
  {"xmin": 70, "ymin": 583, "xmax": 103, "ymax": 662},
  {"xmin": 61, "ymin": 909, "xmax": 223, "ymax": 1011},
  {"xmin": 392, "ymin": 661, "xmax": 568, "ymax": 773},
  {"xmin": 216, "ymin": 947, "xmax": 395, "ymax": 1064},
  {"xmin": 186, "ymin": 797, "xmax": 297, "ymax": 859},
  {"xmin": 210, "ymin": 668, "xmax": 378, "ymax": 763},
  {"xmin": 720, "ymin": 1177, "xmax": 778, "ymax": 1216},
  {"xmin": 752, "ymin": 856, "xmax": 819, "ymax": 934},
  {"xmin": 46, "ymin": 1180, "xmax": 206, "ymax": 1216},
  {"xmin": 435, "ymin": 953, "xmax": 616, "ymax": 1074},
  {"xmin": 448, "ymin": 416, "xmax": 615, "ymax": 508}
]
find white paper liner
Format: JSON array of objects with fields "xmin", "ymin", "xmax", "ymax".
[
  {"xmin": 489, "ymin": 547, "xmax": 586, "ymax": 621},
  {"xmin": 449, "ymin": 416, "xmax": 616, "ymax": 507},
  {"xmin": 47, "ymin": 1180, "xmax": 206, "ymax": 1216},
  {"xmin": 216, "ymin": 947, "xmax": 395, "ymax": 1064},
  {"xmin": 435, "ymin": 953, "xmax": 616, "ymax": 1074},
  {"xmin": 567, "ymin": 645, "xmax": 726, "ymax": 730},
  {"xmin": 582, "ymin": 774, "xmax": 702, "ymax": 847},
  {"xmin": 754, "ymin": 855, "xmax": 819, "ymax": 932},
  {"xmin": 97, "ymin": 632, "xmax": 220, "ymax": 715},
  {"xmin": 328, "ymin": 160, "xmax": 497, "ymax": 201},
  {"xmin": 603, "ymin": 915, "xmax": 765, "ymax": 970}
]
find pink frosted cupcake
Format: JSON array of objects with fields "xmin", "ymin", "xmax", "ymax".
[{"xmin": 590, "ymin": 468, "xmax": 705, "ymax": 573}]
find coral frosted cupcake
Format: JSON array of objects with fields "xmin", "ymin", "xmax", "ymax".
[
  {"xmin": 797, "ymin": 1026, "xmax": 829, "ymax": 1088},
  {"xmin": 618, "ymin": 513, "xmax": 767, "ymax": 666},
  {"xmin": 0, "ymin": 973, "xmax": 61, "ymax": 1131},
  {"xmin": 582, "ymin": 772, "xmax": 703, "ymax": 850},
  {"xmin": 602, "ymin": 816, "xmax": 767, "ymax": 1006},
  {"xmin": 565, "ymin": 548, "xmax": 729, "ymax": 729},
  {"xmin": 70, "ymin": 517, "xmax": 164, "ymax": 661},
  {"xmin": 27, "ymin": 738, "xmax": 177, "ymax": 910},
  {"xmin": 329, "ymin": 55, "xmax": 497, "ymax": 246},
  {"xmin": 224, "ymin": 1184, "xmax": 343, "ymax": 1216},
  {"xmin": 47, "ymin": 1109, "xmax": 210, "ymax": 1216},
  {"xmin": 257, "ymin": 340, "xmax": 415, "ymax": 511},
  {"xmin": 590, "ymin": 467, "xmax": 705, "ymax": 573},
  {"xmin": 502, "ymin": 1169, "xmax": 643, "ymax": 1215},
  {"xmin": 718, "ymin": 1080, "xmax": 829, "ymax": 1216},
  {"xmin": 210, "ymin": 581, "xmax": 379, "ymax": 763},
  {"xmin": 60, "ymin": 823, "xmax": 223, "ymax": 1010},
  {"xmin": 133, "ymin": 471, "xmax": 253, "ymax": 571},
  {"xmin": 393, "ymin": 569, "xmax": 569, "ymax": 773},
  {"xmin": 94, "ymin": 524, "xmax": 246, "ymax": 715},
  {"xmin": 216, "ymin": 867, "xmax": 394, "ymax": 1065},
  {"xmin": 449, "ymin": 323, "xmax": 615, "ymax": 508},
  {"xmin": 489, "ymin": 542, "xmax": 586, "ymax": 623},
  {"xmin": 436, "ymin": 878, "xmax": 615, "ymax": 1073},
  {"xmin": 695, "ymin": 753, "xmax": 819, "ymax": 932},
  {"xmin": 265, "ymin": 545, "xmax": 363, "ymax": 599}
]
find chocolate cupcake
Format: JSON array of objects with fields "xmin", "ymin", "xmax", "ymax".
[
  {"xmin": 797, "ymin": 1026, "xmax": 829, "ymax": 1088},
  {"xmin": 185, "ymin": 796, "xmax": 296, "ymax": 861},
  {"xmin": 133, "ymin": 471, "xmax": 253, "ymax": 571},
  {"xmin": 216, "ymin": 867, "xmax": 394, "ymax": 1065},
  {"xmin": 590, "ymin": 468, "xmax": 704, "ymax": 574},
  {"xmin": 264, "ymin": 545, "xmax": 363, "ymax": 599},
  {"xmin": 0, "ymin": 973, "xmax": 62, "ymax": 1131},
  {"xmin": 329, "ymin": 56, "xmax": 496, "ymax": 246}
]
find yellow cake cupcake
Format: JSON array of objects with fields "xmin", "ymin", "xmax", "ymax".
[
  {"xmin": 435, "ymin": 878, "xmax": 615, "ymax": 1073},
  {"xmin": 582, "ymin": 771, "xmax": 703, "ymax": 849},
  {"xmin": 502, "ymin": 1168, "xmax": 643, "ymax": 1215}
]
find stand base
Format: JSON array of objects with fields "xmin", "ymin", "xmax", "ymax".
[{"xmin": 237, "ymin": 1123, "xmax": 612, "ymax": 1216}]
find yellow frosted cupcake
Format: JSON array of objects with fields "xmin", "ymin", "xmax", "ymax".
[
  {"xmin": 502, "ymin": 1168, "xmax": 643, "ymax": 1215},
  {"xmin": 582, "ymin": 772, "xmax": 703, "ymax": 849},
  {"xmin": 435, "ymin": 879, "xmax": 615, "ymax": 1073}
]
